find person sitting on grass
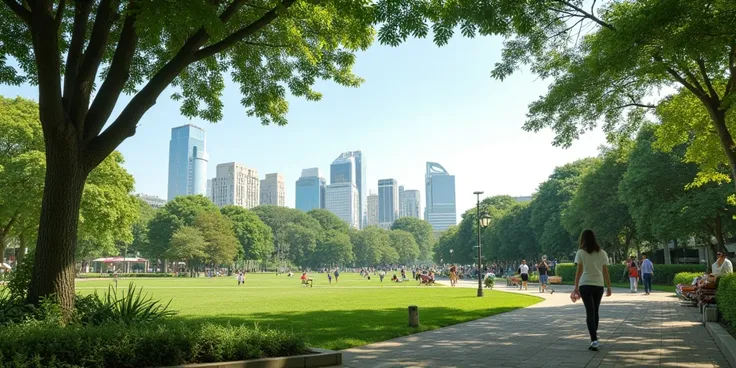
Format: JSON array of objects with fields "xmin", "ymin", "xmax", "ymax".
[
  {"xmin": 391, "ymin": 274, "xmax": 400, "ymax": 282},
  {"xmin": 300, "ymin": 272, "xmax": 313, "ymax": 287}
]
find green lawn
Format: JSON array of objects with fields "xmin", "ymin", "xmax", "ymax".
[
  {"xmin": 77, "ymin": 273, "xmax": 541, "ymax": 350},
  {"xmin": 557, "ymin": 280, "xmax": 673, "ymax": 293}
]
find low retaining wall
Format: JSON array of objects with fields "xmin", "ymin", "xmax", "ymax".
[
  {"xmin": 705, "ymin": 322, "xmax": 736, "ymax": 368},
  {"xmin": 161, "ymin": 348, "xmax": 341, "ymax": 368}
]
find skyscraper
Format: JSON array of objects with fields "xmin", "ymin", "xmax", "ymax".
[
  {"xmin": 399, "ymin": 186, "xmax": 421, "ymax": 219},
  {"xmin": 330, "ymin": 151, "xmax": 365, "ymax": 228},
  {"xmin": 425, "ymin": 162, "xmax": 457, "ymax": 232},
  {"xmin": 366, "ymin": 191, "xmax": 379, "ymax": 227},
  {"xmin": 167, "ymin": 124, "xmax": 208, "ymax": 201},
  {"xmin": 378, "ymin": 179, "xmax": 398, "ymax": 227},
  {"xmin": 260, "ymin": 173, "xmax": 285, "ymax": 206},
  {"xmin": 326, "ymin": 154, "xmax": 360, "ymax": 228},
  {"xmin": 295, "ymin": 168, "xmax": 326, "ymax": 212},
  {"xmin": 211, "ymin": 162, "xmax": 260, "ymax": 208}
]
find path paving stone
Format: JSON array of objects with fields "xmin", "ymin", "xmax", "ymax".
[{"xmin": 339, "ymin": 280, "xmax": 731, "ymax": 367}]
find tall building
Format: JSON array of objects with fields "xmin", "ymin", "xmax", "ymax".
[
  {"xmin": 330, "ymin": 151, "xmax": 365, "ymax": 228},
  {"xmin": 167, "ymin": 124, "xmax": 208, "ymax": 201},
  {"xmin": 326, "ymin": 155, "xmax": 360, "ymax": 228},
  {"xmin": 399, "ymin": 186, "xmax": 421, "ymax": 219},
  {"xmin": 260, "ymin": 173, "xmax": 285, "ymax": 206},
  {"xmin": 211, "ymin": 162, "xmax": 260, "ymax": 208},
  {"xmin": 135, "ymin": 194, "xmax": 167, "ymax": 209},
  {"xmin": 295, "ymin": 168, "xmax": 326, "ymax": 212},
  {"xmin": 424, "ymin": 162, "xmax": 457, "ymax": 232},
  {"xmin": 378, "ymin": 179, "xmax": 398, "ymax": 227},
  {"xmin": 366, "ymin": 191, "xmax": 379, "ymax": 227},
  {"xmin": 325, "ymin": 183, "xmax": 360, "ymax": 228}
]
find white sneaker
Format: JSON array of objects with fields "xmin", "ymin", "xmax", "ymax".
[{"xmin": 589, "ymin": 341, "xmax": 599, "ymax": 351}]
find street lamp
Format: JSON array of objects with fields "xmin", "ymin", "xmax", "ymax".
[
  {"xmin": 449, "ymin": 249, "xmax": 454, "ymax": 264},
  {"xmin": 473, "ymin": 191, "xmax": 492, "ymax": 297}
]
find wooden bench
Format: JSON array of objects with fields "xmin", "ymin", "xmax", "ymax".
[{"xmin": 548, "ymin": 276, "xmax": 562, "ymax": 284}]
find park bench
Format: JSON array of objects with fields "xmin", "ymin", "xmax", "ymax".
[
  {"xmin": 418, "ymin": 274, "xmax": 435, "ymax": 286},
  {"xmin": 548, "ymin": 276, "xmax": 562, "ymax": 284}
]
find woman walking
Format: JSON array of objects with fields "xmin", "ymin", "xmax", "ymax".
[{"xmin": 572, "ymin": 229, "xmax": 612, "ymax": 351}]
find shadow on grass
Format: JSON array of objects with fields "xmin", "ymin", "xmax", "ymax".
[{"xmin": 177, "ymin": 306, "xmax": 520, "ymax": 350}]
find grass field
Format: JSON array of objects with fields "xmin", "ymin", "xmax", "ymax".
[{"xmin": 77, "ymin": 273, "xmax": 541, "ymax": 350}]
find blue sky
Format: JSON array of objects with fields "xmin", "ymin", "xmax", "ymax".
[{"xmin": 0, "ymin": 33, "xmax": 606, "ymax": 221}]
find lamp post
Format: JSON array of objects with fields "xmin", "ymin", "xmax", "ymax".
[
  {"xmin": 473, "ymin": 191, "xmax": 492, "ymax": 297},
  {"xmin": 449, "ymin": 249, "xmax": 453, "ymax": 264}
]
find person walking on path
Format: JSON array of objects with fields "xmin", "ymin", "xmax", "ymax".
[
  {"xmin": 333, "ymin": 269, "xmax": 340, "ymax": 283},
  {"xmin": 628, "ymin": 263, "xmax": 638, "ymax": 293},
  {"xmin": 519, "ymin": 260, "xmax": 530, "ymax": 290},
  {"xmin": 572, "ymin": 229, "xmax": 612, "ymax": 351},
  {"xmin": 237, "ymin": 271, "xmax": 244, "ymax": 286},
  {"xmin": 328, "ymin": 272, "xmax": 332, "ymax": 284},
  {"xmin": 538, "ymin": 257, "xmax": 550, "ymax": 293},
  {"xmin": 640, "ymin": 254, "xmax": 654, "ymax": 295}
]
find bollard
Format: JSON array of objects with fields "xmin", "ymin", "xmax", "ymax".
[{"xmin": 408, "ymin": 305, "xmax": 419, "ymax": 327}]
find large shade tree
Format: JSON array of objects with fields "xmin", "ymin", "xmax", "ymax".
[{"xmin": 0, "ymin": 0, "xmax": 375, "ymax": 312}]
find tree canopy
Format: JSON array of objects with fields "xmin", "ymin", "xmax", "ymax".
[
  {"xmin": 391, "ymin": 217, "xmax": 434, "ymax": 261},
  {"xmin": 221, "ymin": 205, "xmax": 273, "ymax": 260}
]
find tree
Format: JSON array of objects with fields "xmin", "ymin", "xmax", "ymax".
[
  {"xmin": 312, "ymin": 230, "xmax": 353, "ymax": 267},
  {"xmin": 454, "ymin": 195, "xmax": 520, "ymax": 265},
  {"xmin": 278, "ymin": 223, "xmax": 317, "ymax": 268},
  {"xmin": 529, "ymin": 158, "xmax": 598, "ymax": 259},
  {"xmin": 388, "ymin": 229, "xmax": 420, "ymax": 265},
  {"xmin": 378, "ymin": 1, "xmax": 736, "ymax": 185},
  {"xmin": 433, "ymin": 225, "xmax": 458, "ymax": 265},
  {"xmin": 307, "ymin": 209, "xmax": 350, "ymax": 234},
  {"xmin": 252, "ymin": 205, "xmax": 322, "ymax": 266},
  {"xmin": 350, "ymin": 227, "xmax": 388, "ymax": 267},
  {"xmin": 221, "ymin": 205, "xmax": 273, "ymax": 260},
  {"xmin": 620, "ymin": 126, "xmax": 736, "ymax": 254},
  {"xmin": 128, "ymin": 198, "xmax": 156, "ymax": 257},
  {"xmin": 194, "ymin": 211, "xmax": 239, "ymax": 265},
  {"xmin": 2, "ymin": 0, "xmax": 374, "ymax": 309},
  {"xmin": 390, "ymin": 217, "xmax": 434, "ymax": 262},
  {"xmin": 166, "ymin": 226, "xmax": 206, "ymax": 275},
  {"xmin": 487, "ymin": 204, "xmax": 538, "ymax": 261},
  {"xmin": 563, "ymin": 147, "xmax": 635, "ymax": 260}
]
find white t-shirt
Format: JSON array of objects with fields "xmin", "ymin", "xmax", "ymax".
[
  {"xmin": 519, "ymin": 264, "xmax": 529, "ymax": 275},
  {"xmin": 574, "ymin": 249, "xmax": 609, "ymax": 287},
  {"xmin": 713, "ymin": 259, "xmax": 734, "ymax": 277}
]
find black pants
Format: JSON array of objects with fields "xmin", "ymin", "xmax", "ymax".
[{"xmin": 579, "ymin": 285, "xmax": 604, "ymax": 342}]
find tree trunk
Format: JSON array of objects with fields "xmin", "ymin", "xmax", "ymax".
[
  {"xmin": 26, "ymin": 140, "xmax": 88, "ymax": 317},
  {"xmin": 714, "ymin": 215, "xmax": 727, "ymax": 253},
  {"xmin": 16, "ymin": 233, "xmax": 27, "ymax": 265},
  {"xmin": 0, "ymin": 234, "xmax": 6, "ymax": 264},
  {"xmin": 708, "ymin": 108, "xmax": 736, "ymax": 192}
]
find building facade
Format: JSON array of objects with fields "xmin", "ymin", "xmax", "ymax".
[
  {"xmin": 211, "ymin": 162, "xmax": 260, "ymax": 208},
  {"xmin": 330, "ymin": 151, "xmax": 365, "ymax": 228},
  {"xmin": 424, "ymin": 162, "xmax": 457, "ymax": 232},
  {"xmin": 295, "ymin": 168, "xmax": 326, "ymax": 212},
  {"xmin": 325, "ymin": 182, "xmax": 360, "ymax": 228},
  {"xmin": 167, "ymin": 124, "xmax": 208, "ymax": 201},
  {"xmin": 366, "ymin": 191, "xmax": 379, "ymax": 227},
  {"xmin": 378, "ymin": 179, "xmax": 399, "ymax": 227},
  {"xmin": 135, "ymin": 194, "xmax": 167, "ymax": 209},
  {"xmin": 260, "ymin": 173, "xmax": 285, "ymax": 206},
  {"xmin": 399, "ymin": 186, "xmax": 421, "ymax": 219}
]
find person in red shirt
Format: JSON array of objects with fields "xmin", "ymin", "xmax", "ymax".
[{"xmin": 628, "ymin": 264, "xmax": 639, "ymax": 293}]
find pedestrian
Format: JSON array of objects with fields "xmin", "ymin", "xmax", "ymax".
[
  {"xmin": 571, "ymin": 229, "xmax": 612, "ymax": 351},
  {"xmin": 328, "ymin": 273, "xmax": 332, "ymax": 284},
  {"xmin": 538, "ymin": 257, "xmax": 549, "ymax": 293},
  {"xmin": 518, "ymin": 260, "xmax": 530, "ymax": 290},
  {"xmin": 333, "ymin": 268, "xmax": 339, "ymax": 283},
  {"xmin": 640, "ymin": 254, "xmax": 654, "ymax": 295},
  {"xmin": 379, "ymin": 270, "xmax": 385, "ymax": 282},
  {"xmin": 628, "ymin": 263, "xmax": 638, "ymax": 293},
  {"xmin": 237, "ymin": 271, "xmax": 244, "ymax": 286}
]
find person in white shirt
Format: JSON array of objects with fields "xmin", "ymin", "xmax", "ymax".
[
  {"xmin": 572, "ymin": 229, "xmax": 612, "ymax": 352},
  {"xmin": 712, "ymin": 252, "xmax": 734, "ymax": 277},
  {"xmin": 518, "ymin": 260, "xmax": 530, "ymax": 290}
]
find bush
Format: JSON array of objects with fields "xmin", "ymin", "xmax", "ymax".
[
  {"xmin": 718, "ymin": 274, "xmax": 736, "ymax": 331},
  {"xmin": 673, "ymin": 272, "xmax": 703, "ymax": 286},
  {"xmin": 554, "ymin": 262, "xmax": 704, "ymax": 285},
  {"xmin": 0, "ymin": 321, "xmax": 309, "ymax": 367},
  {"xmin": 75, "ymin": 283, "xmax": 175, "ymax": 325}
]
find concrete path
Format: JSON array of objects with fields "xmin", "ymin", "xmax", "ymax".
[{"xmin": 340, "ymin": 279, "xmax": 730, "ymax": 368}]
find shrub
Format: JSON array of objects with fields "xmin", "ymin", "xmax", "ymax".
[
  {"xmin": 7, "ymin": 250, "xmax": 35, "ymax": 299},
  {"xmin": 76, "ymin": 283, "xmax": 175, "ymax": 325},
  {"xmin": 0, "ymin": 321, "xmax": 309, "ymax": 367},
  {"xmin": 673, "ymin": 272, "xmax": 703, "ymax": 286},
  {"xmin": 554, "ymin": 262, "xmax": 704, "ymax": 285},
  {"xmin": 718, "ymin": 274, "xmax": 736, "ymax": 331}
]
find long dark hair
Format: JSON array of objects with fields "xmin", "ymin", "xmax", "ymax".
[{"xmin": 579, "ymin": 229, "xmax": 601, "ymax": 254}]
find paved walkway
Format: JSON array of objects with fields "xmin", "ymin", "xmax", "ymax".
[{"xmin": 340, "ymin": 279, "xmax": 730, "ymax": 368}]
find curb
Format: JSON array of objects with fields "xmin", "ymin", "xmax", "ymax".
[
  {"xmin": 161, "ymin": 348, "xmax": 341, "ymax": 368},
  {"xmin": 705, "ymin": 322, "xmax": 736, "ymax": 368}
]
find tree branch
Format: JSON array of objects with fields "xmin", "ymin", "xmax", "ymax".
[
  {"xmin": 553, "ymin": 0, "xmax": 615, "ymax": 31},
  {"xmin": 3, "ymin": 0, "xmax": 31, "ymax": 23},
  {"xmin": 54, "ymin": 0, "xmax": 66, "ymax": 28},
  {"xmin": 62, "ymin": 0, "xmax": 93, "ymax": 112},
  {"xmin": 70, "ymin": 0, "xmax": 120, "ymax": 131},
  {"xmin": 193, "ymin": 0, "xmax": 297, "ymax": 62},
  {"xmin": 83, "ymin": 9, "xmax": 137, "ymax": 142},
  {"xmin": 546, "ymin": 17, "xmax": 585, "ymax": 41},
  {"xmin": 697, "ymin": 58, "xmax": 720, "ymax": 101},
  {"xmin": 666, "ymin": 67, "xmax": 710, "ymax": 105},
  {"xmin": 614, "ymin": 103, "xmax": 657, "ymax": 110},
  {"xmin": 726, "ymin": 41, "xmax": 736, "ymax": 96}
]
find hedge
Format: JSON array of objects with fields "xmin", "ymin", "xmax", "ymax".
[
  {"xmin": 554, "ymin": 262, "xmax": 704, "ymax": 285},
  {"xmin": 76, "ymin": 273, "xmax": 179, "ymax": 279},
  {"xmin": 673, "ymin": 272, "xmax": 703, "ymax": 286},
  {"xmin": 0, "ymin": 321, "xmax": 309, "ymax": 368},
  {"xmin": 718, "ymin": 274, "xmax": 736, "ymax": 332}
]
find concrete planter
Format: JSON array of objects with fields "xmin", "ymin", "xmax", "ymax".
[
  {"xmin": 705, "ymin": 322, "xmax": 736, "ymax": 368},
  {"xmin": 161, "ymin": 348, "xmax": 341, "ymax": 368}
]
